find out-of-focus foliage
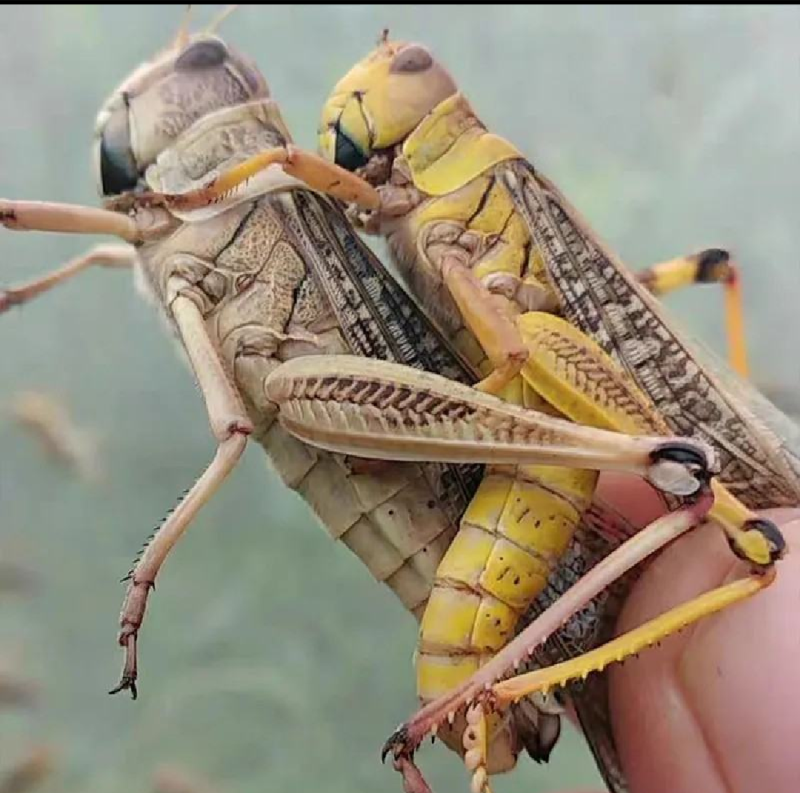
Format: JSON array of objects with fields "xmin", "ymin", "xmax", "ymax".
[{"xmin": 0, "ymin": 5, "xmax": 797, "ymax": 793}]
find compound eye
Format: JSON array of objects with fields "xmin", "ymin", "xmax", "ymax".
[
  {"xmin": 175, "ymin": 38, "xmax": 228, "ymax": 71},
  {"xmin": 334, "ymin": 126, "xmax": 369, "ymax": 171},
  {"xmin": 98, "ymin": 107, "xmax": 138, "ymax": 195},
  {"xmin": 390, "ymin": 45, "xmax": 433, "ymax": 74}
]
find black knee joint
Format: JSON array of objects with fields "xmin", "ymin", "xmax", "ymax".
[
  {"xmin": 731, "ymin": 518, "xmax": 787, "ymax": 566},
  {"xmin": 696, "ymin": 248, "xmax": 732, "ymax": 283},
  {"xmin": 651, "ymin": 440, "xmax": 713, "ymax": 488}
]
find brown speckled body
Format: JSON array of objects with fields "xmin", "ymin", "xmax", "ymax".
[{"xmin": 129, "ymin": 100, "xmax": 483, "ymax": 619}]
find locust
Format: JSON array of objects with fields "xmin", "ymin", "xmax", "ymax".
[
  {"xmin": 0, "ymin": 12, "xmax": 713, "ymax": 780},
  {"xmin": 0, "ymin": 10, "xmax": 473, "ymax": 697},
  {"xmin": 258, "ymin": 35, "xmax": 800, "ymax": 793}
]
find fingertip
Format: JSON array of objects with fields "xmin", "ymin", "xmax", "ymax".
[
  {"xmin": 608, "ymin": 522, "xmax": 731, "ymax": 793},
  {"xmin": 609, "ymin": 513, "xmax": 800, "ymax": 793},
  {"xmin": 675, "ymin": 516, "xmax": 800, "ymax": 793}
]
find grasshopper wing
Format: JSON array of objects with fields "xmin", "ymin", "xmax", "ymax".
[
  {"xmin": 499, "ymin": 157, "xmax": 800, "ymax": 790},
  {"xmin": 499, "ymin": 159, "xmax": 800, "ymax": 511},
  {"xmin": 277, "ymin": 188, "xmax": 484, "ymax": 523}
]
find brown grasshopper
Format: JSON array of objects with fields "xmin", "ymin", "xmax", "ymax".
[
  {"xmin": 258, "ymin": 36, "xmax": 800, "ymax": 793},
  {"xmin": 0, "ymin": 13, "xmax": 471, "ymax": 699},
  {"xmin": 0, "ymin": 8, "xmax": 711, "ymax": 759}
]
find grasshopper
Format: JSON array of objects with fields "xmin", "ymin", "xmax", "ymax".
[
  {"xmin": 0, "ymin": 13, "xmax": 711, "ymax": 780},
  {"xmin": 0, "ymin": 11, "xmax": 476, "ymax": 698},
  {"xmin": 259, "ymin": 36, "xmax": 800, "ymax": 793}
]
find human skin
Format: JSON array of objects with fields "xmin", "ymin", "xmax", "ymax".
[{"xmin": 566, "ymin": 474, "xmax": 800, "ymax": 793}]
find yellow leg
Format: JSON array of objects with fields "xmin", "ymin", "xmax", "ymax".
[
  {"xmin": 112, "ymin": 145, "xmax": 380, "ymax": 214},
  {"xmin": 440, "ymin": 254, "xmax": 528, "ymax": 396},
  {"xmin": 724, "ymin": 268, "xmax": 748, "ymax": 378},
  {"xmin": 637, "ymin": 249, "xmax": 749, "ymax": 378},
  {"xmin": 515, "ymin": 311, "xmax": 665, "ymax": 436},
  {"xmin": 0, "ymin": 243, "xmax": 134, "ymax": 314},
  {"xmin": 457, "ymin": 565, "xmax": 775, "ymax": 793},
  {"xmin": 491, "ymin": 567, "xmax": 775, "ymax": 705}
]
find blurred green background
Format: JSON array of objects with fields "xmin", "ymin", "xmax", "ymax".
[{"xmin": 1, "ymin": 5, "xmax": 798, "ymax": 793}]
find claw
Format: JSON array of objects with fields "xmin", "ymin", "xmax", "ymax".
[
  {"xmin": 381, "ymin": 724, "xmax": 412, "ymax": 763},
  {"xmin": 383, "ymin": 724, "xmax": 435, "ymax": 793},
  {"xmin": 108, "ymin": 629, "xmax": 139, "ymax": 700},
  {"xmin": 108, "ymin": 674, "xmax": 138, "ymax": 701},
  {"xmin": 109, "ymin": 578, "xmax": 153, "ymax": 701}
]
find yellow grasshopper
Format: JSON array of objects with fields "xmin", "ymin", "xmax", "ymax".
[
  {"xmin": 258, "ymin": 35, "xmax": 800, "ymax": 793},
  {"xmin": 0, "ymin": 16, "xmax": 713, "ymax": 787}
]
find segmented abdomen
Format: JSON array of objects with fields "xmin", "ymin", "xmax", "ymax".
[
  {"xmin": 185, "ymin": 191, "xmax": 482, "ymax": 620},
  {"xmin": 416, "ymin": 463, "xmax": 597, "ymax": 702},
  {"xmin": 258, "ymin": 420, "xmax": 465, "ymax": 617}
]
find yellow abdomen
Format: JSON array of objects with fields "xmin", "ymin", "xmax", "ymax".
[{"xmin": 416, "ymin": 462, "xmax": 596, "ymax": 701}]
